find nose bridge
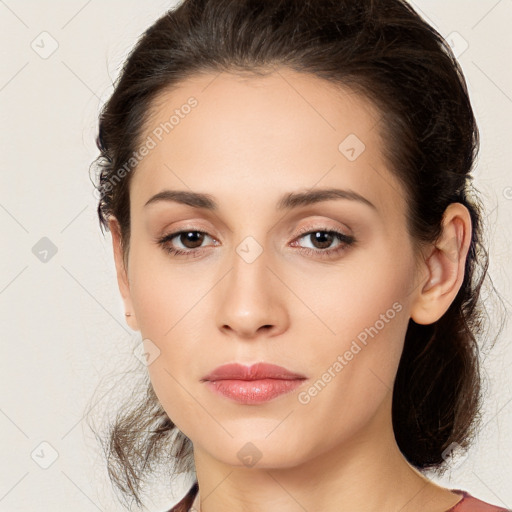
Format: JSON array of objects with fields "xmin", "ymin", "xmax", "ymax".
[{"xmin": 215, "ymin": 234, "xmax": 288, "ymax": 337}]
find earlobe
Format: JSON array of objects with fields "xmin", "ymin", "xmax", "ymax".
[
  {"xmin": 410, "ymin": 203, "xmax": 471, "ymax": 325},
  {"xmin": 108, "ymin": 218, "xmax": 140, "ymax": 331}
]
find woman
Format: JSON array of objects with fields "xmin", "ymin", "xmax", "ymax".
[{"xmin": 90, "ymin": 0, "xmax": 509, "ymax": 511}]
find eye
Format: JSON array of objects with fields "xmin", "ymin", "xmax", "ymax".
[
  {"xmin": 157, "ymin": 229, "xmax": 217, "ymax": 258},
  {"xmin": 290, "ymin": 227, "xmax": 355, "ymax": 258}
]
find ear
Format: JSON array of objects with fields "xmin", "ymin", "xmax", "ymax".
[
  {"xmin": 410, "ymin": 203, "xmax": 472, "ymax": 325},
  {"xmin": 108, "ymin": 218, "xmax": 140, "ymax": 331}
]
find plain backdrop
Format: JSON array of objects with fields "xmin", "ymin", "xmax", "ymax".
[{"xmin": 1, "ymin": 1, "xmax": 511, "ymax": 511}]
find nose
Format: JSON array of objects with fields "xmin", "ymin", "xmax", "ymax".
[{"xmin": 215, "ymin": 247, "xmax": 290, "ymax": 339}]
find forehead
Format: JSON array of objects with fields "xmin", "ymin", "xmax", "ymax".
[
  {"xmin": 141, "ymin": 68, "xmax": 382, "ymax": 155},
  {"xmin": 131, "ymin": 68, "xmax": 405, "ymax": 218}
]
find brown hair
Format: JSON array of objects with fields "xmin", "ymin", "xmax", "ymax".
[{"xmin": 89, "ymin": 0, "xmax": 504, "ymax": 508}]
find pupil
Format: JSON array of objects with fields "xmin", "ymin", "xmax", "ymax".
[{"xmin": 312, "ymin": 232, "xmax": 332, "ymax": 249}]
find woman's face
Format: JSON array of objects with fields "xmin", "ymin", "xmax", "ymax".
[{"xmin": 113, "ymin": 69, "xmax": 427, "ymax": 468}]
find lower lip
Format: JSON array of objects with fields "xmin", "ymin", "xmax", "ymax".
[{"xmin": 205, "ymin": 378, "xmax": 305, "ymax": 404}]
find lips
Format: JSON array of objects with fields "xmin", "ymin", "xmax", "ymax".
[
  {"xmin": 202, "ymin": 362, "xmax": 307, "ymax": 404},
  {"xmin": 202, "ymin": 362, "xmax": 306, "ymax": 382}
]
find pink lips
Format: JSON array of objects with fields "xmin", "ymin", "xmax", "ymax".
[{"xmin": 202, "ymin": 362, "xmax": 307, "ymax": 405}]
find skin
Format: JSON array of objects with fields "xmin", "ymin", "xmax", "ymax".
[{"xmin": 109, "ymin": 68, "xmax": 472, "ymax": 512}]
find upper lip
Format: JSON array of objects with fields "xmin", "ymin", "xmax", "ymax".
[{"xmin": 202, "ymin": 362, "xmax": 306, "ymax": 382}]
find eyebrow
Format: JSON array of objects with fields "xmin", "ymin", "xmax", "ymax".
[{"xmin": 144, "ymin": 187, "xmax": 377, "ymax": 211}]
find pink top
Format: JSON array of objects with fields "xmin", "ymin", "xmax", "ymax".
[
  {"xmin": 446, "ymin": 489, "xmax": 511, "ymax": 512},
  {"xmin": 166, "ymin": 482, "xmax": 510, "ymax": 512},
  {"xmin": 445, "ymin": 490, "xmax": 510, "ymax": 512}
]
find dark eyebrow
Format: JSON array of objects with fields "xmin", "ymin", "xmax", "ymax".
[
  {"xmin": 276, "ymin": 188, "xmax": 376, "ymax": 211},
  {"xmin": 144, "ymin": 187, "xmax": 376, "ymax": 211},
  {"xmin": 144, "ymin": 190, "xmax": 218, "ymax": 209}
]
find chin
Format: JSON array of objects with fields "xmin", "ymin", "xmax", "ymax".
[{"xmin": 199, "ymin": 434, "xmax": 309, "ymax": 469}]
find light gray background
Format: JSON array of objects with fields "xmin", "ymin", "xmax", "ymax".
[{"xmin": 1, "ymin": 1, "xmax": 511, "ymax": 511}]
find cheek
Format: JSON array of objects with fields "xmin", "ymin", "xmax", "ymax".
[
  {"xmin": 300, "ymin": 245, "xmax": 415, "ymax": 403},
  {"xmin": 308, "ymin": 287, "xmax": 408, "ymax": 395},
  {"xmin": 127, "ymin": 239, "xmax": 205, "ymax": 338},
  {"xmin": 302, "ymin": 249, "xmax": 413, "ymax": 352}
]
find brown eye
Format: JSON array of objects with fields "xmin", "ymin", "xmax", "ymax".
[
  {"xmin": 307, "ymin": 231, "xmax": 336, "ymax": 250},
  {"xmin": 291, "ymin": 228, "xmax": 356, "ymax": 259},
  {"xmin": 157, "ymin": 229, "xmax": 216, "ymax": 257},
  {"xmin": 177, "ymin": 231, "xmax": 206, "ymax": 249}
]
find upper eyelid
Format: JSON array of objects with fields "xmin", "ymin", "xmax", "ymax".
[
  {"xmin": 164, "ymin": 224, "xmax": 348, "ymax": 236},
  {"xmin": 164, "ymin": 216, "xmax": 350, "ymax": 236},
  {"xmin": 293, "ymin": 224, "xmax": 351, "ymax": 236}
]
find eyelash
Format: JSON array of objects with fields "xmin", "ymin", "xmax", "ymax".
[{"xmin": 156, "ymin": 226, "xmax": 355, "ymax": 259}]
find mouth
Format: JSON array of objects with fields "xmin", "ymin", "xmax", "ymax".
[{"xmin": 202, "ymin": 362, "xmax": 307, "ymax": 404}]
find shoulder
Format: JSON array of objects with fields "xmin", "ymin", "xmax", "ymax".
[
  {"xmin": 448, "ymin": 489, "xmax": 511, "ymax": 512},
  {"xmin": 164, "ymin": 481, "xmax": 199, "ymax": 512}
]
